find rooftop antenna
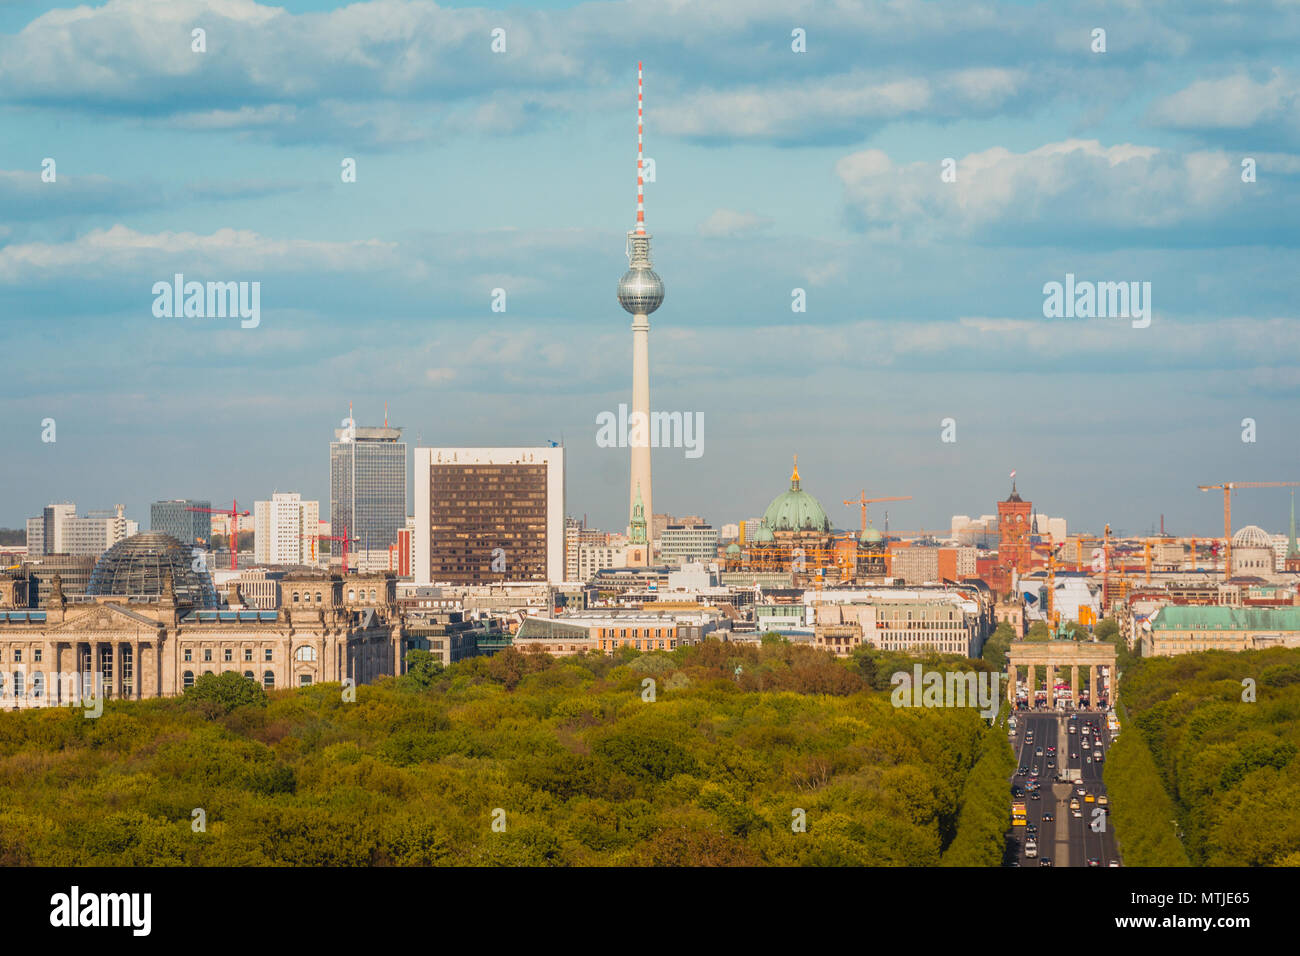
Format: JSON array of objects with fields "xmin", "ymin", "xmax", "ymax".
[{"xmin": 384, "ymin": 401, "xmax": 388, "ymax": 428}]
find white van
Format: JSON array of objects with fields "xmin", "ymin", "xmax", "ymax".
[{"xmin": 1025, "ymin": 840, "xmax": 1038, "ymax": 859}]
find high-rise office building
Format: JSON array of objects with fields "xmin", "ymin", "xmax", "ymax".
[
  {"xmin": 151, "ymin": 499, "xmax": 212, "ymax": 547},
  {"xmin": 254, "ymin": 493, "xmax": 320, "ymax": 566},
  {"xmin": 414, "ymin": 447, "xmax": 564, "ymax": 584},
  {"xmin": 330, "ymin": 417, "xmax": 407, "ymax": 559}
]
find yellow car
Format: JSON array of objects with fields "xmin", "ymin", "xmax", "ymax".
[{"xmin": 1084, "ymin": 793, "xmax": 1095, "ymax": 803}]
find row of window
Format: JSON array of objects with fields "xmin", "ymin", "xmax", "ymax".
[
  {"xmin": 1, "ymin": 649, "xmax": 43, "ymax": 663},
  {"xmin": 181, "ymin": 646, "xmax": 318, "ymax": 663},
  {"xmin": 290, "ymin": 588, "xmax": 381, "ymax": 604}
]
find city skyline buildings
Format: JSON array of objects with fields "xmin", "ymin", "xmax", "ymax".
[{"xmin": 2, "ymin": 3, "xmax": 1298, "ymax": 544}]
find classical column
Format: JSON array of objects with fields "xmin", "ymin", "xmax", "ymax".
[
  {"xmin": 1046, "ymin": 663, "xmax": 1055, "ymax": 708},
  {"xmin": 1026, "ymin": 664, "xmax": 1035, "ymax": 707},
  {"xmin": 1008, "ymin": 663, "xmax": 1018, "ymax": 703},
  {"xmin": 113, "ymin": 642, "xmax": 123, "ymax": 700},
  {"xmin": 1071, "ymin": 665, "xmax": 1079, "ymax": 708},
  {"xmin": 1088, "ymin": 666, "xmax": 1097, "ymax": 708}
]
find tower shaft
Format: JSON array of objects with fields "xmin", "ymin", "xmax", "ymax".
[{"xmin": 631, "ymin": 315, "xmax": 652, "ymax": 542}]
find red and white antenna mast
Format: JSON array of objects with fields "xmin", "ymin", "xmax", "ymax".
[{"xmin": 636, "ymin": 60, "xmax": 645, "ymax": 235}]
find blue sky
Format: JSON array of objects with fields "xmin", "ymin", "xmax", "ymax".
[{"xmin": 2, "ymin": 0, "xmax": 1299, "ymax": 537}]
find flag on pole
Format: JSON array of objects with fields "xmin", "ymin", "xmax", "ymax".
[{"xmin": 1010, "ymin": 470, "xmax": 1017, "ymax": 479}]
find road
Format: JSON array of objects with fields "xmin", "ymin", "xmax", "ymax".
[{"xmin": 1005, "ymin": 709, "xmax": 1121, "ymax": 868}]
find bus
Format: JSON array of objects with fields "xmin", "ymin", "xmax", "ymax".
[{"xmin": 1012, "ymin": 802, "xmax": 1027, "ymax": 827}]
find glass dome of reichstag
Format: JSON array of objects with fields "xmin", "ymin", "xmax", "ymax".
[{"xmin": 86, "ymin": 532, "xmax": 219, "ymax": 607}]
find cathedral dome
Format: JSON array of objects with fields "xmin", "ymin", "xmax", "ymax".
[{"xmin": 763, "ymin": 458, "xmax": 831, "ymax": 534}]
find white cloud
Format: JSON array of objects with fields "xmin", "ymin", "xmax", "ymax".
[
  {"xmin": 698, "ymin": 208, "xmax": 774, "ymax": 237},
  {"xmin": 1147, "ymin": 70, "xmax": 1298, "ymax": 130},
  {"xmin": 835, "ymin": 139, "xmax": 1300, "ymax": 241}
]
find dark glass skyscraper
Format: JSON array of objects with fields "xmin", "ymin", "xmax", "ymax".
[
  {"xmin": 330, "ymin": 423, "xmax": 407, "ymax": 556},
  {"xmin": 150, "ymin": 499, "xmax": 211, "ymax": 547}
]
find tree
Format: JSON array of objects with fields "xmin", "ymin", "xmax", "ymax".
[
  {"xmin": 399, "ymin": 649, "xmax": 444, "ymax": 691},
  {"xmin": 182, "ymin": 671, "xmax": 267, "ymax": 716}
]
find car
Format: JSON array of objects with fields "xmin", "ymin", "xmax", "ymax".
[
  {"xmin": 1026, "ymin": 824, "xmax": 1038, "ymax": 836},
  {"xmin": 1017, "ymin": 766, "xmax": 1028, "ymax": 775},
  {"xmin": 1108, "ymin": 860, "xmax": 1120, "ymax": 868},
  {"xmin": 1085, "ymin": 793, "xmax": 1095, "ymax": 803},
  {"xmin": 1029, "ymin": 790, "xmax": 1041, "ymax": 801},
  {"xmin": 1042, "ymin": 811, "xmax": 1054, "ymax": 822},
  {"xmin": 1086, "ymin": 756, "xmax": 1092, "ymax": 764},
  {"xmin": 1011, "ymin": 787, "xmax": 1024, "ymax": 798},
  {"xmin": 1071, "ymin": 752, "xmax": 1079, "ymax": 759},
  {"xmin": 1032, "ymin": 765, "xmax": 1041, "ymax": 774},
  {"xmin": 1087, "ymin": 858, "xmax": 1101, "ymax": 867},
  {"xmin": 1039, "ymin": 857, "xmax": 1053, "ymax": 867},
  {"xmin": 1075, "ymin": 785, "xmax": 1086, "ymax": 795},
  {"xmin": 1098, "ymin": 795, "xmax": 1109, "ymax": 807},
  {"xmin": 1094, "ymin": 750, "xmax": 1103, "ymax": 760}
]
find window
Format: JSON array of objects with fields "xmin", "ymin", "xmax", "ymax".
[
  {"xmin": 348, "ymin": 589, "xmax": 356, "ymax": 601},
  {"xmin": 12, "ymin": 671, "xmax": 24, "ymax": 698},
  {"xmin": 203, "ymin": 649, "xmax": 212, "ymax": 662},
  {"xmin": 223, "ymin": 649, "xmax": 233, "ymax": 662},
  {"xmin": 183, "ymin": 670, "xmax": 195, "ymax": 689},
  {"xmin": 34, "ymin": 649, "xmax": 42, "ymax": 663},
  {"xmin": 264, "ymin": 649, "xmax": 273, "ymax": 662},
  {"xmin": 243, "ymin": 671, "xmax": 254, "ymax": 680},
  {"xmin": 295, "ymin": 646, "xmax": 317, "ymax": 662},
  {"xmin": 315, "ymin": 592, "xmax": 322, "ymax": 603},
  {"xmin": 184, "ymin": 648, "xmax": 192, "ymax": 662},
  {"xmin": 293, "ymin": 592, "xmax": 300, "ymax": 603},
  {"xmin": 299, "ymin": 674, "xmax": 313, "ymax": 687},
  {"xmin": 13, "ymin": 650, "xmax": 20, "ymax": 663},
  {"xmin": 244, "ymin": 648, "xmax": 252, "ymax": 662},
  {"xmin": 263, "ymin": 671, "xmax": 275, "ymax": 689},
  {"xmin": 32, "ymin": 672, "xmax": 44, "ymax": 699}
]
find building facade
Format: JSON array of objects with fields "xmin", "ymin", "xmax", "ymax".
[
  {"xmin": 150, "ymin": 500, "xmax": 212, "ymax": 547},
  {"xmin": 0, "ymin": 569, "xmax": 403, "ymax": 706},
  {"xmin": 254, "ymin": 493, "xmax": 320, "ymax": 566},
  {"xmin": 330, "ymin": 422, "xmax": 407, "ymax": 557},
  {"xmin": 659, "ymin": 524, "xmax": 720, "ymax": 564},
  {"xmin": 414, "ymin": 447, "xmax": 565, "ymax": 585}
]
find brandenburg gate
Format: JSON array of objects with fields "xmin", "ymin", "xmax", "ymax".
[{"xmin": 1007, "ymin": 640, "xmax": 1117, "ymax": 708}]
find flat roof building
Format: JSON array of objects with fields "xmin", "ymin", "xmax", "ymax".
[{"xmin": 414, "ymin": 447, "xmax": 564, "ymax": 585}]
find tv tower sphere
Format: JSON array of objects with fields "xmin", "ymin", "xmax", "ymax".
[{"xmin": 617, "ymin": 252, "xmax": 664, "ymax": 315}]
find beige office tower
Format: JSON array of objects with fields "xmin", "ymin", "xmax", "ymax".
[{"xmin": 616, "ymin": 62, "xmax": 664, "ymax": 566}]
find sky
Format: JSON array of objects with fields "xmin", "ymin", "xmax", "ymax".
[{"xmin": 1, "ymin": 0, "xmax": 1299, "ymax": 539}]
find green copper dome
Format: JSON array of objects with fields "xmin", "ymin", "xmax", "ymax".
[
  {"xmin": 763, "ymin": 457, "xmax": 831, "ymax": 534},
  {"xmin": 725, "ymin": 542, "xmax": 742, "ymax": 555},
  {"xmin": 860, "ymin": 526, "xmax": 883, "ymax": 545},
  {"xmin": 752, "ymin": 520, "xmax": 776, "ymax": 544}
]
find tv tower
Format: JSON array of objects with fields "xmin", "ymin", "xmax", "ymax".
[{"xmin": 617, "ymin": 61, "xmax": 664, "ymax": 563}]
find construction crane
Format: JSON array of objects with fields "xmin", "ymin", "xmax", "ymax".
[
  {"xmin": 303, "ymin": 525, "xmax": 360, "ymax": 574},
  {"xmin": 1197, "ymin": 481, "xmax": 1300, "ymax": 579},
  {"xmin": 187, "ymin": 500, "xmax": 251, "ymax": 571},
  {"xmin": 843, "ymin": 491, "xmax": 912, "ymax": 535}
]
